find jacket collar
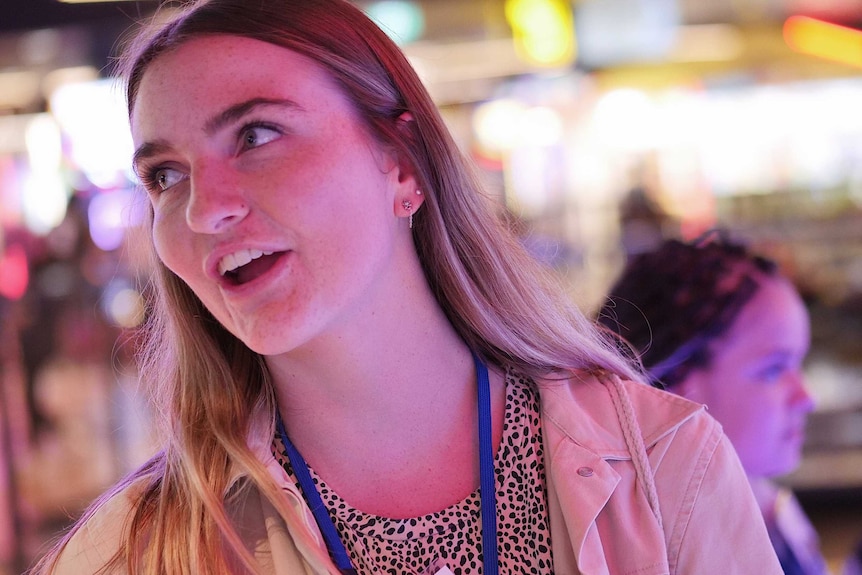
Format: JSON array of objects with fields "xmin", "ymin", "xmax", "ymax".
[
  {"xmin": 538, "ymin": 371, "xmax": 703, "ymax": 575},
  {"xmin": 539, "ymin": 370, "xmax": 702, "ymax": 458}
]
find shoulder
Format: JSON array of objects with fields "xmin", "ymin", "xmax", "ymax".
[
  {"xmin": 45, "ymin": 475, "xmax": 151, "ymax": 575},
  {"xmin": 537, "ymin": 369, "xmax": 712, "ymax": 457}
]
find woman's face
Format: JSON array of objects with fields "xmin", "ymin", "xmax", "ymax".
[
  {"xmin": 130, "ymin": 35, "xmax": 419, "ymax": 356},
  {"xmin": 676, "ymin": 276, "xmax": 814, "ymax": 478}
]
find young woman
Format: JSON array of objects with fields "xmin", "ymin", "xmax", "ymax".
[
  {"xmin": 597, "ymin": 234, "xmax": 828, "ymax": 575},
  {"xmin": 32, "ymin": 1, "xmax": 781, "ymax": 573}
]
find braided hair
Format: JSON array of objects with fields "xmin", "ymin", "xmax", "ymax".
[{"xmin": 597, "ymin": 231, "xmax": 778, "ymax": 389}]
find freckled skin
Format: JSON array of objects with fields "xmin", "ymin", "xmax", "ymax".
[
  {"xmin": 131, "ymin": 36, "xmax": 418, "ymax": 358},
  {"xmin": 677, "ymin": 277, "xmax": 815, "ymax": 479}
]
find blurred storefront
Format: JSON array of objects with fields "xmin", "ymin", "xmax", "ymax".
[{"xmin": 1, "ymin": 0, "xmax": 862, "ymax": 573}]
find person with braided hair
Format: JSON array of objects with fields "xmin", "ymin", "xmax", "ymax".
[{"xmin": 598, "ymin": 232, "xmax": 829, "ymax": 575}]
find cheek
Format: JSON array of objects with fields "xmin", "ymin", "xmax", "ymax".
[
  {"xmin": 151, "ymin": 214, "xmax": 189, "ymax": 280},
  {"xmin": 716, "ymin": 393, "xmax": 784, "ymax": 456},
  {"xmin": 717, "ymin": 415, "xmax": 763, "ymax": 471}
]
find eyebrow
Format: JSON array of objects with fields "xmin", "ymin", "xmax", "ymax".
[
  {"xmin": 132, "ymin": 97, "xmax": 303, "ymax": 173},
  {"xmin": 203, "ymin": 97, "xmax": 303, "ymax": 135},
  {"xmin": 132, "ymin": 140, "xmax": 172, "ymax": 176}
]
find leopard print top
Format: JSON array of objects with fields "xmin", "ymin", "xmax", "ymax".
[{"xmin": 273, "ymin": 369, "xmax": 553, "ymax": 574}]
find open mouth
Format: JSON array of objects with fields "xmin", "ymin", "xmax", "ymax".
[{"xmin": 219, "ymin": 249, "xmax": 283, "ymax": 286}]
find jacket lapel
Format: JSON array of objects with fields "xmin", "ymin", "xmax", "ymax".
[
  {"xmin": 540, "ymin": 373, "xmax": 687, "ymax": 575},
  {"xmin": 546, "ymin": 438, "xmax": 620, "ymax": 575}
]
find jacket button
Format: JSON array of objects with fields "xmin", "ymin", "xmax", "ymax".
[{"xmin": 577, "ymin": 467, "xmax": 594, "ymax": 477}]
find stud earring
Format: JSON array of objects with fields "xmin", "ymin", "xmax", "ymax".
[{"xmin": 411, "ymin": 190, "xmax": 422, "ymax": 228}]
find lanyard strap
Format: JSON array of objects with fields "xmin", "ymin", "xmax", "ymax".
[
  {"xmin": 475, "ymin": 353, "xmax": 499, "ymax": 575},
  {"xmin": 275, "ymin": 353, "xmax": 498, "ymax": 575},
  {"xmin": 276, "ymin": 413, "xmax": 356, "ymax": 574}
]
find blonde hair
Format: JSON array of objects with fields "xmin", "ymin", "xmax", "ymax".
[{"xmin": 32, "ymin": 0, "xmax": 641, "ymax": 572}]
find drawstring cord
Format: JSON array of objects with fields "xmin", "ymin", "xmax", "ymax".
[{"xmin": 603, "ymin": 372, "xmax": 664, "ymax": 533}]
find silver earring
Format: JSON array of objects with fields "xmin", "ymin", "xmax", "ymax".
[
  {"xmin": 402, "ymin": 199, "xmax": 414, "ymax": 229},
  {"xmin": 412, "ymin": 191, "xmax": 422, "ymax": 227}
]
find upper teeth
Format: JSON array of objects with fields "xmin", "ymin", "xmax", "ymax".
[{"xmin": 218, "ymin": 249, "xmax": 274, "ymax": 276}]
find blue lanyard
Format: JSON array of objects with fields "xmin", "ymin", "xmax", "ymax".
[{"xmin": 275, "ymin": 353, "xmax": 499, "ymax": 575}]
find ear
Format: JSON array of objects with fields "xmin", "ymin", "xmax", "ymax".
[
  {"xmin": 395, "ymin": 185, "xmax": 425, "ymax": 221},
  {"xmin": 392, "ymin": 112, "xmax": 425, "ymax": 218},
  {"xmin": 391, "ymin": 160, "xmax": 424, "ymax": 220}
]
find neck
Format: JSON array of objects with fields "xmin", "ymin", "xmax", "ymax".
[
  {"xmin": 268, "ymin": 279, "xmax": 473, "ymax": 436},
  {"xmin": 268, "ymin": 294, "xmax": 473, "ymax": 426},
  {"xmin": 747, "ymin": 475, "xmax": 779, "ymax": 518},
  {"xmin": 266, "ymin": 297, "xmax": 506, "ymax": 517}
]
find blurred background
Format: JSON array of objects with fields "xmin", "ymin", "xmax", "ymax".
[{"xmin": 1, "ymin": 0, "xmax": 861, "ymax": 573}]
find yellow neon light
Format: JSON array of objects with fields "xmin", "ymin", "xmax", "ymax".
[
  {"xmin": 784, "ymin": 15, "xmax": 862, "ymax": 68},
  {"xmin": 505, "ymin": 0, "xmax": 576, "ymax": 67}
]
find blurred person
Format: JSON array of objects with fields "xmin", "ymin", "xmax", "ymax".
[
  {"xmin": 619, "ymin": 184, "xmax": 668, "ymax": 256},
  {"xmin": 618, "ymin": 158, "xmax": 675, "ymax": 258},
  {"xmin": 19, "ymin": 306, "xmax": 118, "ymax": 520},
  {"xmin": 597, "ymin": 232, "xmax": 829, "ymax": 575},
  {"xmin": 29, "ymin": 1, "xmax": 782, "ymax": 573}
]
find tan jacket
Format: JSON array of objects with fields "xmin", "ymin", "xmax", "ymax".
[{"xmin": 52, "ymin": 371, "xmax": 782, "ymax": 574}]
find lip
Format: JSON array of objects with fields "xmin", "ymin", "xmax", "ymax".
[
  {"xmin": 222, "ymin": 251, "xmax": 291, "ymax": 297},
  {"xmin": 217, "ymin": 247, "xmax": 277, "ymax": 277},
  {"xmin": 207, "ymin": 245, "xmax": 289, "ymax": 288}
]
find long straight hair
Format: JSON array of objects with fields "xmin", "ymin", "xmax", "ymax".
[{"xmin": 32, "ymin": 0, "xmax": 641, "ymax": 572}]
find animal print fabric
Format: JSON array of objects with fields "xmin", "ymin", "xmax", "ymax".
[{"xmin": 273, "ymin": 368, "xmax": 553, "ymax": 574}]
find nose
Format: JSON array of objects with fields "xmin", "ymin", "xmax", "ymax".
[
  {"xmin": 185, "ymin": 161, "xmax": 249, "ymax": 234},
  {"xmin": 788, "ymin": 371, "xmax": 816, "ymax": 414}
]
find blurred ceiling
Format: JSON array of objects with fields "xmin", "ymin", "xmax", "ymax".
[
  {"xmin": 5, "ymin": 0, "xmax": 862, "ymax": 34},
  {"xmin": 1, "ymin": 0, "xmax": 861, "ymax": 115},
  {"xmin": 2, "ymin": 0, "xmax": 159, "ymax": 33},
  {"xmin": 0, "ymin": 0, "xmax": 805, "ymax": 37}
]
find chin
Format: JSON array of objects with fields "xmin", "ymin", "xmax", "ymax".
[
  {"xmin": 229, "ymin": 324, "xmax": 303, "ymax": 357},
  {"xmin": 244, "ymin": 340, "xmax": 292, "ymax": 357}
]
